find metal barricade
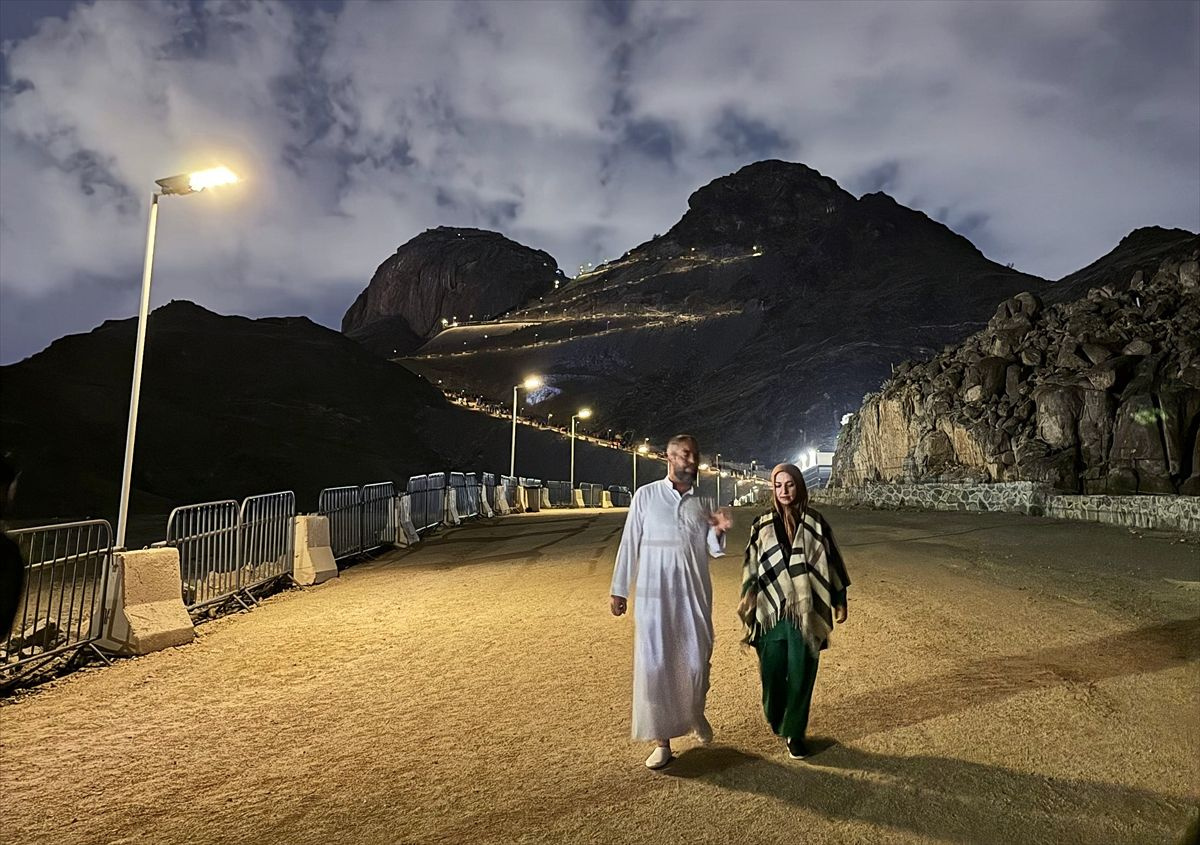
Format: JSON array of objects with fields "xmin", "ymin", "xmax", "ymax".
[
  {"xmin": 406, "ymin": 475, "xmax": 430, "ymax": 533},
  {"xmin": 608, "ymin": 486, "xmax": 632, "ymax": 507},
  {"xmin": 576, "ymin": 483, "xmax": 597, "ymax": 507},
  {"xmin": 426, "ymin": 472, "xmax": 447, "ymax": 528},
  {"xmin": 546, "ymin": 480, "xmax": 568, "ymax": 506},
  {"xmin": 482, "ymin": 473, "xmax": 496, "ymax": 511},
  {"xmin": 464, "ymin": 474, "xmax": 482, "ymax": 518},
  {"xmin": 318, "ymin": 486, "xmax": 363, "ymax": 560},
  {"xmin": 450, "ymin": 472, "xmax": 469, "ymax": 518},
  {"xmin": 2, "ymin": 520, "xmax": 113, "ymax": 673},
  {"xmin": 239, "ymin": 492, "xmax": 296, "ymax": 591},
  {"xmin": 406, "ymin": 474, "xmax": 443, "ymax": 534},
  {"xmin": 168, "ymin": 500, "xmax": 242, "ymax": 610},
  {"xmin": 362, "ymin": 482, "xmax": 396, "ymax": 551}
]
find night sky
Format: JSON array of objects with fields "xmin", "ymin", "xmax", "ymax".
[{"xmin": 1, "ymin": 0, "xmax": 1197, "ymax": 363}]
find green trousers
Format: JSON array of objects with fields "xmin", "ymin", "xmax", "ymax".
[{"xmin": 754, "ymin": 619, "xmax": 820, "ymax": 740}]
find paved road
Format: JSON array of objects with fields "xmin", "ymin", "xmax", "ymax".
[{"xmin": 1, "ymin": 506, "xmax": 1197, "ymax": 844}]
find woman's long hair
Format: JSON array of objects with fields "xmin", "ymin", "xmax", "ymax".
[{"xmin": 770, "ymin": 463, "xmax": 809, "ymax": 543}]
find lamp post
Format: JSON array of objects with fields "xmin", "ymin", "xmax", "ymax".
[
  {"xmin": 510, "ymin": 375, "xmax": 543, "ymax": 478},
  {"xmin": 570, "ymin": 407, "xmax": 593, "ymax": 497},
  {"xmin": 115, "ymin": 166, "xmax": 239, "ymax": 550},
  {"xmin": 634, "ymin": 441, "xmax": 649, "ymax": 491},
  {"xmin": 715, "ymin": 453, "xmax": 722, "ymax": 507}
]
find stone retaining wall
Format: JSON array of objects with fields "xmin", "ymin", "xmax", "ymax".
[{"xmin": 812, "ymin": 482, "xmax": 1199, "ymax": 533}]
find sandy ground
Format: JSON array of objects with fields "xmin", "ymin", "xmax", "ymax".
[{"xmin": 1, "ymin": 505, "xmax": 1198, "ymax": 845}]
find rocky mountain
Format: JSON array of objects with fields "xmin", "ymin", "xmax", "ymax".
[
  {"xmin": 831, "ymin": 236, "xmax": 1200, "ymax": 493},
  {"xmin": 342, "ymin": 227, "xmax": 563, "ymax": 357},
  {"xmin": 397, "ymin": 160, "xmax": 1049, "ymax": 463},
  {"xmin": 0, "ymin": 301, "xmax": 658, "ymax": 532}
]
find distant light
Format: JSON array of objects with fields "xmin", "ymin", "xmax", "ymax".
[
  {"xmin": 637, "ymin": 443, "xmax": 649, "ymax": 454},
  {"xmin": 699, "ymin": 463, "xmax": 710, "ymax": 470},
  {"xmin": 577, "ymin": 407, "xmax": 593, "ymax": 419},
  {"xmin": 523, "ymin": 375, "xmax": 543, "ymax": 390}
]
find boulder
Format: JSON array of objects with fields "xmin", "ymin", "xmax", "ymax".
[{"xmin": 1033, "ymin": 385, "xmax": 1082, "ymax": 449}]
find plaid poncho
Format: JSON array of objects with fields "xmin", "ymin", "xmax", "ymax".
[{"xmin": 740, "ymin": 507, "xmax": 850, "ymax": 656}]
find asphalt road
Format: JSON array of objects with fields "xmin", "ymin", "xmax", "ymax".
[{"xmin": 1, "ymin": 505, "xmax": 1197, "ymax": 844}]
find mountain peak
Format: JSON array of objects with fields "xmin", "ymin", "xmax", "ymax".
[{"xmin": 662, "ymin": 160, "xmax": 852, "ymax": 249}]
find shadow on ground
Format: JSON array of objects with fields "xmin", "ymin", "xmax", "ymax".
[{"xmin": 667, "ymin": 743, "xmax": 1196, "ymax": 844}]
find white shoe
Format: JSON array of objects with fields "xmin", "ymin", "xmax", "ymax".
[
  {"xmin": 645, "ymin": 746, "xmax": 673, "ymax": 770},
  {"xmin": 695, "ymin": 716, "xmax": 713, "ymax": 745}
]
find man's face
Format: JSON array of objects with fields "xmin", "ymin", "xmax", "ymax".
[{"xmin": 667, "ymin": 441, "xmax": 699, "ymax": 486}]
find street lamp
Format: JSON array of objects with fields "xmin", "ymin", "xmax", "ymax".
[
  {"xmin": 115, "ymin": 165, "xmax": 240, "ymax": 550},
  {"xmin": 715, "ymin": 453, "xmax": 722, "ymax": 507},
  {"xmin": 634, "ymin": 441, "xmax": 649, "ymax": 491},
  {"xmin": 510, "ymin": 375, "xmax": 543, "ymax": 477},
  {"xmin": 570, "ymin": 407, "xmax": 593, "ymax": 496}
]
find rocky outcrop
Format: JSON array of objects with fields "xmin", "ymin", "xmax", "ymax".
[
  {"xmin": 833, "ymin": 241, "xmax": 1200, "ymax": 493},
  {"xmin": 342, "ymin": 227, "xmax": 562, "ymax": 356}
]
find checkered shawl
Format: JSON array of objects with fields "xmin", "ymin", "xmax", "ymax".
[{"xmin": 741, "ymin": 507, "xmax": 850, "ymax": 656}]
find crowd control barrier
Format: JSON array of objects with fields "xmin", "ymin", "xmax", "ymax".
[{"xmin": 1, "ymin": 520, "xmax": 114, "ymax": 677}]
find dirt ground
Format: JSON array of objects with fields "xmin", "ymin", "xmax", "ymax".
[{"xmin": 1, "ymin": 506, "xmax": 1198, "ymax": 845}]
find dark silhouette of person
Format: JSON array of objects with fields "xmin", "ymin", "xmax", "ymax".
[{"xmin": 0, "ymin": 453, "xmax": 24, "ymax": 641}]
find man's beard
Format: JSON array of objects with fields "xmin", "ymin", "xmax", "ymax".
[{"xmin": 674, "ymin": 466, "xmax": 697, "ymax": 484}]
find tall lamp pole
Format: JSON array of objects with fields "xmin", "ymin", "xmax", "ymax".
[
  {"xmin": 509, "ymin": 375, "xmax": 543, "ymax": 478},
  {"xmin": 570, "ymin": 407, "xmax": 593, "ymax": 498},
  {"xmin": 715, "ymin": 453, "xmax": 722, "ymax": 507},
  {"xmin": 634, "ymin": 440, "xmax": 649, "ymax": 491},
  {"xmin": 116, "ymin": 166, "xmax": 239, "ymax": 550}
]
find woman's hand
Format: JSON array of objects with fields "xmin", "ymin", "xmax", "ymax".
[
  {"xmin": 610, "ymin": 595, "xmax": 627, "ymax": 616},
  {"xmin": 737, "ymin": 590, "xmax": 757, "ymax": 623}
]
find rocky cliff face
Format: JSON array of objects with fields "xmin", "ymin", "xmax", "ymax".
[
  {"xmin": 832, "ymin": 235, "xmax": 1200, "ymax": 493},
  {"xmin": 342, "ymin": 227, "xmax": 562, "ymax": 356}
]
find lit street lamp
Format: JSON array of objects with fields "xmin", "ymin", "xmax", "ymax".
[
  {"xmin": 634, "ymin": 440, "xmax": 649, "ymax": 491},
  {"xmin": 116, "ymin": 166, "xmax": 240, "ymax": 550},
  {"xmin": 510, "ymin": 375, "xmax": 543, "ymax": 477},
  {"xmin": 570, "ymin": 407, "xmax": 593, "ymax": 497}
]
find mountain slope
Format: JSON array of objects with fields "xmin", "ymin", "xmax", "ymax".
[
  {"xmin": 400, "ymin": 160, "xmax": 1048, "ymax": 462},
  {"xmin": 0, "ymin": 302, "xmax": 656, "ymax": 525}
]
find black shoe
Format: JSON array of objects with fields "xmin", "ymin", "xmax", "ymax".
[{"xmin": 786, "ymin": 737, "xmax": 810, "ymax": 759}]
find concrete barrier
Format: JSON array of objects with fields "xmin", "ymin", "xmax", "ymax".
[
  {"xmin": 292, "ymin": 515, "xmax": 339, "ymax": 587},
  {"xmin": 494, "ymin": 486, "xmax": 510, "ymax": 515},
  {"xmin": 480, "ymin": 491, "xmax": 494, "ymax": 518},
  {"xmin": 572, "ymin": 489, "xmax": 585, "ymax": 508},
  {"xmin": 443, "ymin": 487, "xmax": 462, "ymax": 527},
  {"xmin": 540, "ymin": 488, "xmax": 552, "ymax": 510},
  {"xmin": 601, "ymin": 491, "xmax": 614, "ymax": 509},
  {"xmin": 96, "ymin": 548, "xmax": 195, "ymax": 656},
  {"xmin": 513, "ymin": 485, "xmax": 528, "ymax": 514},
  {"xmin": 396, "ymin": 496, "xmax": 420, "ymax": 546}
]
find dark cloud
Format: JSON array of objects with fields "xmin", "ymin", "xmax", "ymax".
[{"xmin": 0, "ymin": 0, "xmax": 1196, "ymax": 362}]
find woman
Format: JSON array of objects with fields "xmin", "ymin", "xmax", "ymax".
[{"xmin": 738, "ymin": 463, "xmax": 850, "ymax": 759}]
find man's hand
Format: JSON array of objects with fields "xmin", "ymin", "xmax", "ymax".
[
  {"xmin": 709, "ymin": 507, "xmax": 732, "ymax": 534},
  {"xmin": 610, "ymin": 595, "xmax": 627, "ymax": 616},
  {"xmin": 834, "ymin": 604, "xmax": 848, "ymax": 624}
]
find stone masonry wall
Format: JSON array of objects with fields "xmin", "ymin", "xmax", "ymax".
[{"xmin": 812, "ymin": 483, "xmax": 1200, "ymax": 534}]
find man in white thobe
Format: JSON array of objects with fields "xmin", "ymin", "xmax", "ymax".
[{"xmin": 610, "ymin": 434, "xmax": 731, "ymax": 770}]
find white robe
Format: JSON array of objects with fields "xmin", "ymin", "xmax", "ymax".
[{"xmin": 611, "ymin": 478, "xmax": 726, "ymax": 740}]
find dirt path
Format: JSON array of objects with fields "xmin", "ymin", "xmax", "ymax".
[{"xmin": 2, "ymin": 507, "xmax": 1197, "ymax": 844}]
